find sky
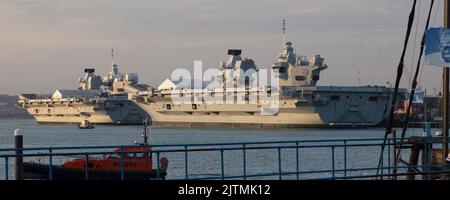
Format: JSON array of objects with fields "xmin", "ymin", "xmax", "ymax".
[{"xmin": 0, "ymin": 0, "xmax": 446, "ymax": 95}]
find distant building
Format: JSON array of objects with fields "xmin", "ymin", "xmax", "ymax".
[{"xmin": 394, "ymin": 96, "xmax": 442, "ymax": 123}]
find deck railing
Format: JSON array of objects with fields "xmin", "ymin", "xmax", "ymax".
[{"xmin": 0, "ymin": 137, "xmax": 449, "ymax": 180}]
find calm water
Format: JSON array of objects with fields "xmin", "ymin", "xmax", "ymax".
[{"xmin": 0, "ymin": 119, "xmax": 431, "ymax": 180}]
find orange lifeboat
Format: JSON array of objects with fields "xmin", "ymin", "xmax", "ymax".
[
  {"xmin": 23, "ymin": 119, "xmax": 169, "ymax": 180},
  {"xmin": 23, "ymin": 144, "xmax": 169, "ymax": 180}
]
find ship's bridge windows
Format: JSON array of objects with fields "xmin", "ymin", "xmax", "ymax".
[
  {"xmin": 330, "ymin": 95, "xmax": 340, "ymax": 101},
  {"xmin": 369, "ymin": 96, "xmax": 378, "ymax": 102},
  {"xmin": 295, "ymin": 76, "xmax": 306, "ymax": 81},
  {"xmin": 126, "ymin": 153, "xmax": 144, "ymax": 158},
  {"xmin": 106, "ymin": 153, "xmax": 120, "ymax": 159},
  {"xmin": 127, "ymin": 152, "xmax": 149, "ymax": 158}
]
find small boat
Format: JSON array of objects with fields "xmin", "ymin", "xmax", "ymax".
[
  {"xmin": 23, "ymin": 145, "xmax": 168, "ymax": 180},
  {"xmin": 78, "ymin": 120, "xmax": 94, "ymax": 129},
  {"xmin": 24, "ymin": 119, "xmax": 169, "ymax": 180}
]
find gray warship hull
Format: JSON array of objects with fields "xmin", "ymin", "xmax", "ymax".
[
  {"xmin": 19, "ymin": 98, "xmax": 146, "ymax": 125},
  {"xmin": 135, "ymin": 86, "xmax": 400, "ymax": 128}
]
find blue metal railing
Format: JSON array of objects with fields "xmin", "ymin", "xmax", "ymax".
[{"xmin": 0, "ymin": 136, "xmax": 449, "ymax": 180}]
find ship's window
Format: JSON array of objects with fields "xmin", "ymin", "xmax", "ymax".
[
  {"xmin": 35, "ymin": 109, "xmax": 39, "ymax": 113},
  {"xmin": 47, "ymin": 109, "xmax": 51, "ymax": 113},
  {"xmin": 295, "ymin": 76, "xmax": 306, "ymax": 81},
  {"xmin": 179, "ymin": 93, "xmax": 184, "ymax": 97},
  {"xmin": 279, "ymin": 67, "xmax": 287, "ymax": 73},
  {"xmin": 369, "ymin": 96, "xmax": 378, "ymax": 102},
  {"xmin": 166, "ymin": 104, "xmax": 171, "ymax": 110},
  {"xmin": 331, "ymin": 95, "xmax": 340, "ymax": 100},
  {"xmin": 272, "ymin": 67, "xmax": 279, "ymax": 72},
  {"xmin": 312, "ymin": 75, "xmax": 320, "ymax": 81},
  {"xmin": 134, "ymin": 153, "xmax": 145, "ymax": 158},
  {"xmin": 210, "ymin": 92, "xmax": 215, "ymax": 97},
  {"xmin": 192, "ymin": 104, "xmax": 197, "ymax": 110},
  {"xmin": 126, "ymin": 153, "xmax": 144, "ymax": 158}
]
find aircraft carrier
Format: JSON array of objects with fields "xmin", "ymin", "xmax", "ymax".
[
  {"xmin": 133, "ymin": 40, "xmax": 407, "ymax": 128},
  {"xmin": 17, "ymin": 51, "xmax": 150, "ymax": 125}
]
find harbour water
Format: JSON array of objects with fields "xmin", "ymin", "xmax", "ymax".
[
  {"xmin": 0, "ymin": 119, "xmax": 433, "ymax": 180},
  {"xmin": 0, "ymin": 119, "xmax": 428, "ymax": 146}
]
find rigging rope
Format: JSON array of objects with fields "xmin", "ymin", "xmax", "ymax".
[
  {"xmin": 410, "ymin": 1, "xmax": 421, "ymax": 136},
  {"xmin": 396, "ymin": 0, "xmax": 435, "ymax": 166},
  {"xmin": 371, "ymin": 0, "xmax": 394, "ymax": 85},
  {"xmin": 432, "ymin": 0, "xmax": 441, "ymax": 27},
  {"xmin": 376, "ymin": 0, "xmax": 418, "ymax": 176},
  {"xmin": 377, "ymin": 0, "xmax": 435, "ymax": 177},
  {"xmin": 410, "ymin": 0, "xmax": 422, "ymax": 87},
  {"xmin": 419, "ymin": 0, "xmax": 441, "ymax": 86}
]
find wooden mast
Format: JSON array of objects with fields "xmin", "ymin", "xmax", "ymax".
[{"xmin": 444, "ymin": 0, "xmax": 449, "ymax": 169}]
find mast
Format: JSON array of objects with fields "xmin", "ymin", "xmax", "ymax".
[
  {"xmin": 443, "ymin": 0, "xmax": 449, "ymax": 168},
  {"xmin": 143, "ymin": 117, "xmax": 149, "ymax": 144},
  {"xmin": 282, "ymin": 19, "xmax": 286, "ymax": 46},
  {"xmin": 424, "ymin": 89, "xmax": 427, "ymax": 124},
  {"xmin": 111, "ymin": 48, "xmax": 114, "ymax": 66},
  {"xmin": 111, "ymin": 48, "xmax": 118, "ymax": 76}
]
